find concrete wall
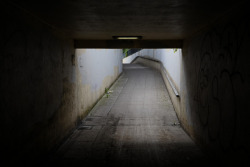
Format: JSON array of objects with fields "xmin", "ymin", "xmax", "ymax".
[
  {"xmin": 123, "ymin": 53, "xmax": 138, "ymax": 64},
  {"xmin": 76, "ymin": 49, "xmax": 123, "ymax": 116},
  {"xmin": 180, "ymin": 4, "xmax": 250, "ymax": 164},
  {"xmin": 0, "ymin": 2, "xmax": 123, "ymax": 165}
]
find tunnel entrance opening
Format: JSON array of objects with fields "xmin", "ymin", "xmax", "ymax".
[{"xmin": 47, "ymin": 48, "xmax": 210, "ymax": 167}]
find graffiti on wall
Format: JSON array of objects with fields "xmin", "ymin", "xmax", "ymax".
[{"xmin": 193, "ymin": 20, "xmax": 250, "ymax": 153}]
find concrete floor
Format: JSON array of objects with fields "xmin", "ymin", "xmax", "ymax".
[{"xmin": 49, "ymin": 64, "xmax": 208, "ymax": 167}]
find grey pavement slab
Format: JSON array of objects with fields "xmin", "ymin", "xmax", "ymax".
[{"xmin": 49, "ymin": 64, "xmax": 209, "ymax": 167}]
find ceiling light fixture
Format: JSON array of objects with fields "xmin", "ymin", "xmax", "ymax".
[{"xmin": 113, "ymin": 36, "xmax": 142, "ymax": 40}]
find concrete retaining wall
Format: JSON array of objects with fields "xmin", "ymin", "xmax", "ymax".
[
  {"xmin": 75, "ymin": 49, "xmax": 123, "ymax": 117},
  {"xmin": 123, "ymin": 53, "xmax": 138, "ymax": 64}
]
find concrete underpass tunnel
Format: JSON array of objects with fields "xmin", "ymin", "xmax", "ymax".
[{"xmin": 1, "ymin": 0, "xmax": 250, "ymax": 167}]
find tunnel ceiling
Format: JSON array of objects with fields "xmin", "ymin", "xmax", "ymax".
[{"xmin": 9, "ymin": 0, "xmax": 242, "ymax": 40}]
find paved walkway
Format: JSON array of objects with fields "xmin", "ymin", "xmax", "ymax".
[{"xmin": 50, "ymin": 64, "xmax": 207, "ymax": 167}]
